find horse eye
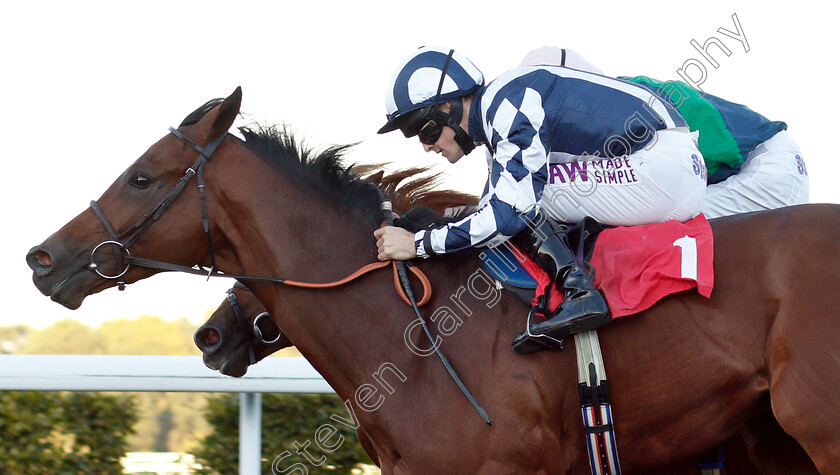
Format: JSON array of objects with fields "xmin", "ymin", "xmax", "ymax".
[{"xmin": 129, "ymin": 173, "xmax": 151, "ymax": 189}]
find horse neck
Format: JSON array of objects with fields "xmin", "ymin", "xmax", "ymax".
[
  {"xmin": 209, "ymin": 144, "xmax": 512, "ymax": 442},
  {"xmin": 210, "ymin": 145, "xmax": 419, "ymax": 397}
]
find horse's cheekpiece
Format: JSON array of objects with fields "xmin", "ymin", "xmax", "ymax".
[{"xmin": 87, "ymin": 127, "xmax": 227, "ymax": 290}]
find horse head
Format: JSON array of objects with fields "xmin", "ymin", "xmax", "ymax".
[
  {"xmin": 27, "ymin": 88, "xmax": 244, "ymax": 309},
  {"xmin": 195, "ymin": 282, "xmax": 292, "ymax": 377}
]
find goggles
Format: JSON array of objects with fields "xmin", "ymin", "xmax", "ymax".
[{"xmin": 399, "ymin": 107, "xmax": 448, "ymax": 145}]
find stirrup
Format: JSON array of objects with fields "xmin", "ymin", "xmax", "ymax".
[{"xmin": 512, "ymin": 306, "xmax": 565, "ymax": 354}]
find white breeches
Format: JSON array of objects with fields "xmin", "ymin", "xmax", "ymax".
[{"xmin": 539, "ymin": 128, "xmax": 707, "ymax": 225}]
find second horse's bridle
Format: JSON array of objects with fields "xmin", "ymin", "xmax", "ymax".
[{"xmin": 226, "ymin": 281, "xmax": 283, "ymax": 366}]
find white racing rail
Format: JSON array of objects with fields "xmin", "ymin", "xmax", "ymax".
[{"xmin": 0, "ymin": 355, "xmax": 334, "ymax": 474}]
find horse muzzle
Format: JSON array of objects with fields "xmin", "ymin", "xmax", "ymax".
[{"xmin": 26, "ymin": 242, "xmax": 101, "ymax": 309}]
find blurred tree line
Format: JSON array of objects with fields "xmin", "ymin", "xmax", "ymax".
[
  {"xmin": 0, "ymin": 391, "xmax": 135, "ymax": 473},
  {"xmin": 1, "ymin": 317, "xmax": 376, "ymax": 473},
  {"xmin": 195, "ymin": 393, "xmax": 374, "ymax": 474},
  {"xmin": 2, "ymin": 316, "xmax": 211, "ymax": 453}
]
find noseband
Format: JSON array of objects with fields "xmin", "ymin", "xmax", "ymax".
[
  {"xmin": 225, "ymin": 281, "xmax": 282, "ymax": 366},
  {"xmin": 88, "ymin": 127, "xmax": 226, "ymax": 289}
]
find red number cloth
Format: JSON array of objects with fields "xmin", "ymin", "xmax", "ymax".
[{"xmin": 520, "ymin": 214, "xmax": 714, "ymax": 318}]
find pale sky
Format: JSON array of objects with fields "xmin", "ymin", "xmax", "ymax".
[{"xmin": 3, "ymin": 1, "xmax": 836, "ymax": 329}]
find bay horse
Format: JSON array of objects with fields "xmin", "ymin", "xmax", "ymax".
[
  {"xmin": 27, "ymin": 88, "xmax": 835, "ymax": 473},
  {"xmin": 192, "ymin": 163, "xmax": 809, "ymax": 474},
  {"xmin": 196, "ymin": 281, "xmax": 293, "ymax": 377}
]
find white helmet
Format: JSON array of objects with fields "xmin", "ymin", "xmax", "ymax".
[{"xmin": 378, "ymin": 46, "xmax": 484, "ymax": 135}]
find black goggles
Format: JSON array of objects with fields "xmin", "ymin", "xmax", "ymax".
[{"xmin": 399, "ymin": 107, "xmax": 448, "ymax": 145}]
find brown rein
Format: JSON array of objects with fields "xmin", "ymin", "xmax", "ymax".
[{"xmin": 282, "ymin": 260, "xmax": 432, "ymax": 307}]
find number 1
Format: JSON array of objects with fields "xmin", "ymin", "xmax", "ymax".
[{"xmin": 673, "ymin": 235, "xmax": 697, "ymax": 280}]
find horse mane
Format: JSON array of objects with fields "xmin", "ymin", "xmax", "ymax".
[
  {"xmin": 357, "ymin": 167, "xmax": 478, "ymax": 232},
  {"xmin": 179, "ymin": 101, "xmax": 477, "ymax": 230},
  {"xmin": 238, "ymin": 124, "xmax": 384, "ymax": 226}
]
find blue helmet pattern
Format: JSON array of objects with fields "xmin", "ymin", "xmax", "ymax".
[{"xmin": 379, "ymin": 46, "xmax": 484, "ymax": 134}]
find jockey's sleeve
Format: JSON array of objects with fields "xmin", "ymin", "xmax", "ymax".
[{"xmin": 415, "ymin": 103, "xmax": 549, "ymax": 258}]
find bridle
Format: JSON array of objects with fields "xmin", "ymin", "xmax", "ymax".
[
  {"xmin": 86, "ymin": 126, "xmax": 433, "ymax": 301},
  {"xmin": 88, "ymin": 127, "xmax": 226, "ymax": 289},
  {"xmin": 226, "ymin": 281, "xmax": 281, "ymax": 366}
]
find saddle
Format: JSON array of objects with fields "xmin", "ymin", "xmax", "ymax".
[{"xmin": 482, "ymin": 217, "xmax": 605, "ymax": 310}]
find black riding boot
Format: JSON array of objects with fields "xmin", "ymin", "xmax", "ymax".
[{"xmin": 511, "ymin": 215, "xmax": 611, "ymax": 354}]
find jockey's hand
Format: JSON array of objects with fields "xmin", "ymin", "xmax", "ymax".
[{"xmin": 374, "ymin": 226, "xmax": 417, "ymax": 261}]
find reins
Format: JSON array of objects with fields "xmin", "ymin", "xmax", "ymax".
[
  {"xmin": 382, "ymin": 201, "xmax": 492, "ymax": 425},
  {"xmin": 126, "ymin": 253, "xmax": 432, "ymax": 308}
]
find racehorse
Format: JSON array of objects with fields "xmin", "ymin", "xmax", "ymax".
[
  {"xmin": 196, "ymin": 281, "xmax": 293, "ymax": 377},
  {"xmin": 192, "ymin": 163, "xmax": 811, "ymax": 474},
  {"xmin": 28, "ymin": 88, "xmax": 834, "ymax": 473}
]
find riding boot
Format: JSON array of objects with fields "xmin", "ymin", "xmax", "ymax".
[{"xmin": 511, "ymin": 215, "xmax": 611, "ymax": 354}]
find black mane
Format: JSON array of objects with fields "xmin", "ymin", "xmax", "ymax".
[
  {"xmin": 239, "ymin": 124, "xmax": 384, "ymax": 226},
  {"xmin": 178, "ymin": 99, "xmax": 468, "ymax": 230}
]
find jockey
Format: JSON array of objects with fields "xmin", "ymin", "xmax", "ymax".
[
  {"xmin": 519, "ymin": 47, "xmax": 810, "ymax": 218},
  {"xmin": 374, "ymin": 46, "xmax": 707, "ymax": 354}
]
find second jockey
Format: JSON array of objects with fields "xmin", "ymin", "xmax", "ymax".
[{"xmin": 519, "ymin": 46, "xmax": 810, "ymax": 218}]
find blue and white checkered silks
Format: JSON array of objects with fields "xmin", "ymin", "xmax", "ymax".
[
  {"xmin": 380, "ymin": 46, "xmax": 484, "ymax": 133},
  {"xmin": 414, "ymin": 66, "xmax": 691, "ymax": 258}
]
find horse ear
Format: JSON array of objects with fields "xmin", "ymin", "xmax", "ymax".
[
  {"xmin": 367, "ymin": 170, "xmax": 385, "ymax": 185},
  {"xmin": 196, "ymin": 86, "xmax": 242, "ymax": 140}
]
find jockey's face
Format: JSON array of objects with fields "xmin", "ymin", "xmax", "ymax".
[
  {"xmin": 421, "ymin": 98, "xmax": 471, "ymax": 164},
  {"xmin": 423, "ymin": 124, "xmax": 463, "ymax": 163}
]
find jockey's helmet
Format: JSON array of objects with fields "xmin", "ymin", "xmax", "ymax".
[{"xmin": 378, "ymin": 46, "xmax": 483, "ymax": 154}]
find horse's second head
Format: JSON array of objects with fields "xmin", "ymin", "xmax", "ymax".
[
  {"xmin": 194, "ymin": 283, "xmax": 292, "ymax": 377},
  {"xmin": 26, "ymin": 88, "xmax": 243, "ymax": 309}
]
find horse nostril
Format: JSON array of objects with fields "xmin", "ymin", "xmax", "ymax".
[
  {"xmin": 194, "ymin": 327, "xmax": 221, "ymax": 352},
  {"xmin": 27, "ymin": 246, "xmax": 54, "ymax": 274},
  {"xmin": 35, "ymin": 251, "xmax": 53, "ymax": 267}
]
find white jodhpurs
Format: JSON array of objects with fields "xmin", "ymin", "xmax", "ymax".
[{"xmin": 538, "ymin": 128, "xmax": 708, "ymax": 226}]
